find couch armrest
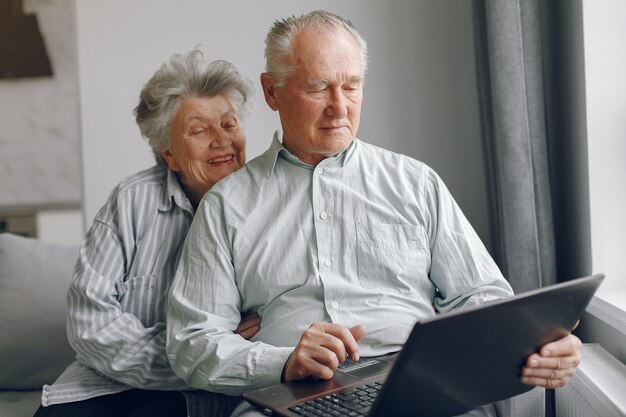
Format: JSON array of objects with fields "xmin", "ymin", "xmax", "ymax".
[{"xmin": 0, "ymin": 233, "xmax": 78, "ymax": 390}]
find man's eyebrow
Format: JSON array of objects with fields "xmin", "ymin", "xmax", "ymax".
[
  {"xmin": 346, "ymin": 75, "xmax": 364, "ymax": 84},
  {"xmin": 307, "ymin": 76, "xmax": 364, "ymax": 87},
  {"xmin": 307, "ymin": 79, "xmax": 329, "ymax": 88}
]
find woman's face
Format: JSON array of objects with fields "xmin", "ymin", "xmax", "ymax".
[{"xmin": 161, "ymin": 94, "xmax": 246, "ymax": 205}]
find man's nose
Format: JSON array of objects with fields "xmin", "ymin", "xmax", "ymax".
[{"xmin": 326, "ymin": 89, "xmax": 348, "ymax": 118}]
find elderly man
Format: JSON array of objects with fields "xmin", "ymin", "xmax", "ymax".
[{"xmin": 167, "ymin": 10, "xmax": 581, "ymax": 417}]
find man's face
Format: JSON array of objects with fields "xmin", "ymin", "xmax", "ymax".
[
  {"xmin": 161, "ymin": 95, "xmax": 246, "ymax": 202},
  {"xmin": 262, "ymin": 27, "xmax": 364, "ymax": 165}
]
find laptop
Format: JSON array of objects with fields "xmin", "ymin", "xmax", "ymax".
[{"xmin": 243, "ymin": 274, "xmax": 604, "ymax": 417}]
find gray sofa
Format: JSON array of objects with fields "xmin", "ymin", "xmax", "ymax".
[
  {"xmin": 0, "ymin": 232, "xmax": 78, "ymax": 417},
  {"xmin": 0, "ymin": 232, "xmax": 544, "ymax": 417}
]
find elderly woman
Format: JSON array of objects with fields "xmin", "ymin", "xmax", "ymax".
[{"xmin": 33, "ymin": 50, "xmax": 258, "ymax": 417}]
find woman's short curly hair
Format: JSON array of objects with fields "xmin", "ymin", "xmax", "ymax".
[{"xmin": 134, "ymin": 50, "xmax": 254, "ymax": 165}]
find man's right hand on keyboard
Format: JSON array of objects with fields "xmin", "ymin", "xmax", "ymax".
[{"xmin": 282, "ymin": 322, "xmax": 366, "ymax": 382}]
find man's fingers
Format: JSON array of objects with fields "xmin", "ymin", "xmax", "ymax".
[
  {"xmin": 521, "ymin": 363, "xmax": 576, "ymax": 388},
  {"xmin": 347, "ymin": 325, "xmax": 366, "ymax": 361},
  {"xmin": 539, "ymin": 333, "xmax": 582, "ymax": 357},
  {"xmin": 350, "ymin": 324, "xmax": 366, "ymax": 342},
  {"xmin": 309, "ymin": 323, "xmax": 363, "ymax": 363},
  {"xmin": 525, "ymin": 353, "xmax": 580, "ymax": 370},
  {"xmin": 521, "ymin": 375, "xmax": 571, "ymax": 389},
  {"xmin": 522, "ymin": 345, "xmax": 580, "ymax": 388},
  {"xmin": 283, "ymin": 322, "xmax": 366, "ymax": 382},
  {"xmin": 290, "ymin": 348, "xmax": 337, "ymax": 380},
  {"xmin": 284, "ymin": 343, "xmax": 341, "ymax": 381}
]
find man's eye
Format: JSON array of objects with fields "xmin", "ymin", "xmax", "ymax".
[
  {"xmin": 307, "ymin": 85, "xmax": 326, "ymax": 93},
  {"xmin": 308, "ymin": 90, "xmax": 327, "ymax": 97}
]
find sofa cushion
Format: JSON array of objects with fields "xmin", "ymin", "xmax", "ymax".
[{"xmin": 0, "ymin": 233, "xmax": 78, "ymax": 390}]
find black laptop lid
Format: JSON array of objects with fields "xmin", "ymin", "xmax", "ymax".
[{"xmin": 370, "ymin": 274, "xmax": 604, "ymax": 417}]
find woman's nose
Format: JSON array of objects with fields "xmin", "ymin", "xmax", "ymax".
[{"xmin": 210, "ymin": 130, "xmax": 232, "ymax": 148}]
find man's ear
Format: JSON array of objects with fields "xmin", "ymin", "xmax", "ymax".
[
  {"xmin": 260, "ymin": 72, "xmax": 280, "ymax": 111},
  {"xmin": 160, "ymin": 149, "xmax": 180, "ymax": 172}
]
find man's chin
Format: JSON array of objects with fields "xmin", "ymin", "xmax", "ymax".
[{"xmin": 323, "ymin": 137, "xmax": 354, "ymax": 152}]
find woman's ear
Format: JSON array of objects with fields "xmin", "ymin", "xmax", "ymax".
[
  {"xmin": 260, "ymin": 72, "xmax": 280, "ymax": 111},
  {"xmin": 160, "ymin": 149, "xmax": 180, "ymax": 172}
]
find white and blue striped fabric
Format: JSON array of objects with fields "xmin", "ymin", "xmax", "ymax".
[{"xmin": 42, "ymin": 165, "xmax": 195, "ymax": 406}]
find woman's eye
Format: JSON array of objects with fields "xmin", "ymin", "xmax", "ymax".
[{"xmin": 223, "ymin": 120, "xmax": 238, "ymax": 130}]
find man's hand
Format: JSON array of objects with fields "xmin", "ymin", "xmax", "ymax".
[
  {"xmin": 235, "ymin": 313, "xmax": 262, "ymax": 340},
  {"xmin": 521, "ymin": 333, "xmax": 582, "ymax": 388},
  {"xmin": 283, "ymin": 322, "xmax": 366, "ymax": 382}
]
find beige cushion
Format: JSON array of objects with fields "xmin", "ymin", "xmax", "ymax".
[{"xmin": 0, "ymin": 233, "xmax": 77, "ymax": 390}]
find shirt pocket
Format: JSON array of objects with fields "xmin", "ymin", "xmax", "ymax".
[
  {"xmin": 355, "ymin": 222, "xmax": 429, "ymax": 294},
  {"xmin": 115, "ymin": 274, "xmax": 157, "ymax": 326}
]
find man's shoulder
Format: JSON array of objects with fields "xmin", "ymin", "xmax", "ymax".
[
  {"xmin": 214, "ymin": 155, "xmax": 267, "ymax": 190},
  {"xmin": 206, "ymin": 152, "xmax": 273, "ymax": 211},
  {"xmin": 355, "ymin": 139, "xmax": 435, "ymax": 176}
]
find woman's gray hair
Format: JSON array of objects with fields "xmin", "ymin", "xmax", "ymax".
[
  {"xmin": 134, "ymin": 50, "xmax": 255, "ymax": 165},
  {"xmin": 264, "ymin": 10, "xmax": 368, "ymax": 87}
]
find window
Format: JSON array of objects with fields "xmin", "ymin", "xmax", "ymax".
[{"xmin": 580, "ymin": 0, "xmax": 626, "ymax": 363}]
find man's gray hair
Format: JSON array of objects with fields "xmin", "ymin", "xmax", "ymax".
[
  {"xmin": 134, "ymin": 50, "xmax": 254, "ymax": 165},
  {"xmin": 264, "ymin": 10, "xmax": 368, "ymax": 87}
]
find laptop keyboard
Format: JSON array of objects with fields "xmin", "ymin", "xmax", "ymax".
[{"xmin": 288, "ymin": 381, "xmax": 383, "ymax": 417}]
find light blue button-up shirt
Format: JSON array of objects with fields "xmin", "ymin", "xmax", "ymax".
[{"xmin": 167, "ymin": 131, "xmax": 513, "ymax": 395}]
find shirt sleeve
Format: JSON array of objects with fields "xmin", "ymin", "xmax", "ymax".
[
  {"xmin": 423, "ymin": 170, "xmax": 514, "ymax": 312},
  {"xmin": 66, "ymin": 217, "xmax": 187, "ymax": 390},
  {"xmin": 167, "ymin": 195, "xmax": 293, "ymax": 394}
]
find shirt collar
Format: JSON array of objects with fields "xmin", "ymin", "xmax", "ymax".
[
  {"xmin": 160, "ymin": 166, "xmax": 194, "ymax": 215},
  {"xmin": 263, "ymin": 129, "xmax": 358, "ymax": 177}
]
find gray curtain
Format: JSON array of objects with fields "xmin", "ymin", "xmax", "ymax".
[
  {"xmin": 473, "ymin": 1, "xmax": 591, "ymax": 416},
  {"xmin": 473, "ymin": 3, "xmax": 553, "ymax": 415},
  {"xmin": 473, "ymin": 0, "xmax": 556, "ymax": 295}
]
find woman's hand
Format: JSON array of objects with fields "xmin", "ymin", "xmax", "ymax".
[{"xmin": 235, "ymin": 313, "xmax": 262, "ymax": 340}]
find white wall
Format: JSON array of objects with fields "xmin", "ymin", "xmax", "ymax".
[
  {"xmin": 0, "ymin": 0, "xmax": 81, "ymax": 210},
  {"xmin": 36, "ymin": 209, "xmax": 83, "ymax": 245},
  {"xmin": 75, "ymin": 1, "xmax": 490, "ymax": 247},
  {"xmin": 583, "ymin": 0, "xmax": 626, "ymax": 300}
]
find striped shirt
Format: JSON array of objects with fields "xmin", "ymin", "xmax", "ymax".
[
  {"xmin": 42, "ymin": 165, "xmax": 195, "ymax": 406},
  {"xmin": 167, "ymin": 131, "xmax": 514, "ymax": 394}
]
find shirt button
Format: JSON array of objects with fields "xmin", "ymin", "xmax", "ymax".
[
  {"xmin": 331, "ymin": 301, "xmax": 339, "ymax": 309},
  {"xmin": 320, "ymin": 212, "xmax": 328, "ymax": 220},
  {"xmin": 316, "ymin": 168, "xmax": 324, "ymax": 175},
  {"xmin": 323, "ymin": 259, "xmax": 332, "ymax": 268}
]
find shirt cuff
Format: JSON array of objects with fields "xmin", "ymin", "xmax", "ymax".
[{"xmin": 255, "ymin": 347, "xmax": 294, "ymax": 388}]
